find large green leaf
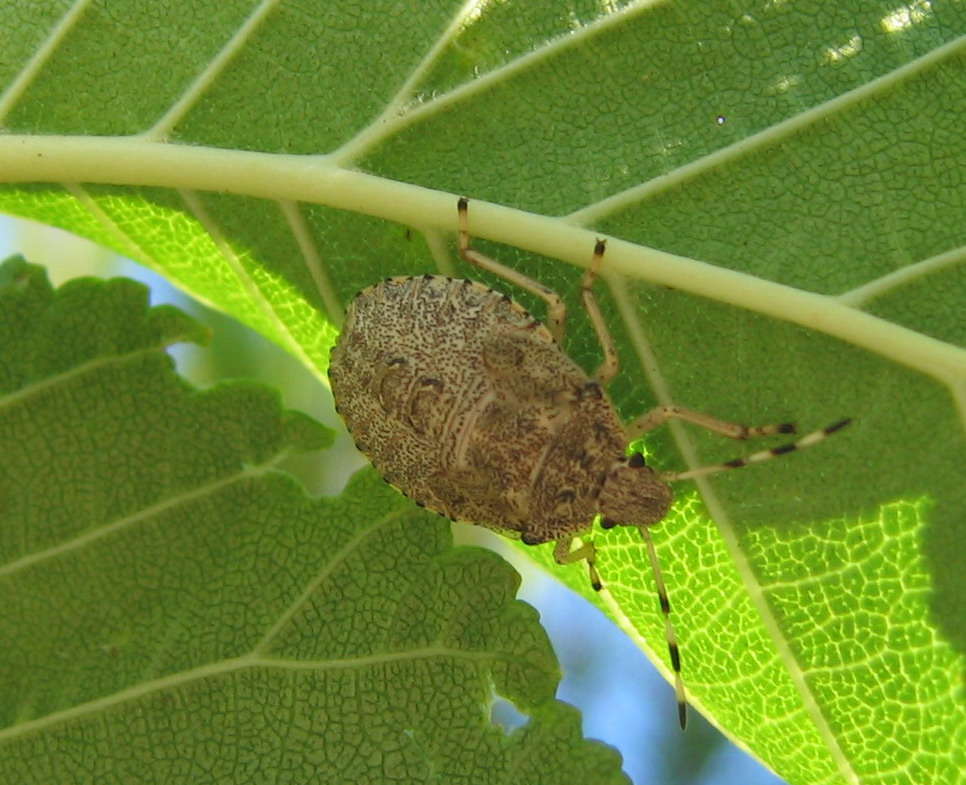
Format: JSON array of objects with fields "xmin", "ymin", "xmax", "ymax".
[
  {"xmin": 0, "ymin": 2, "xmax": 964, "ymax": 783},
  {"xmin": 0, "ymin": 258, "xmax": 628, "ymax": 784}
]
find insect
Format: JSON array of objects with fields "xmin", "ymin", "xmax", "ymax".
[{"xmin": 328, "ymin": 197, "xmax": 851, "ymax": 728}]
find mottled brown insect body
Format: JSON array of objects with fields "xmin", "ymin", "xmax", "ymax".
[{"xmin": 329, "ymin": 274, "xmax": 672, "ymax": 546}]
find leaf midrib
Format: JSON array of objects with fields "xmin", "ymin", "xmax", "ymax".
[{"xmin": 0, "ymin": 136, "xmax": 962, "ymax": 388}]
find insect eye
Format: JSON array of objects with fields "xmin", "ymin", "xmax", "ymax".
[
  {"xmin": 600, "ymin": 517, "xmax": 618, "ymax": 529},
  {"xmin": 628, "ymin": 452, "xmax": 646, "ymax": 468}
]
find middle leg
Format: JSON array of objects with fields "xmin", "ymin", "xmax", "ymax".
[{"xmin": 626, "ymin": 404, "xmax": 795, "ymax": 441}]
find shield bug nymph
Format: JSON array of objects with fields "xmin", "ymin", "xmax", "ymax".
[{"xmin": 328, "ymin": 197, "xmax": 850, "ymax": 728}]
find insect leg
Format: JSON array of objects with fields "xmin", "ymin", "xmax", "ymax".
[
  {"xmin": 579, "ymin": 239, "xmax": 620, "ymax": 385},
  {"xmin": 659, "ymin": 418, "xmax": 852, "ymax": 482},
  {"xmin": 638, "ymin": 525, "xmax": 687, "ymax": 729},
  {"xmin": 457, "ymin": 197, "xmax": 568, "ymax": 344},
  {"xmin": 626, "ymin": 404, "xmax": 796, "ymax": 440},
  {"xmin": 552, "ymin": 536, "xmax": 602, "ymax": 591}
]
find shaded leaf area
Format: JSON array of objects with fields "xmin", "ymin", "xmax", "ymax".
[
  {"xmin": 0, "ymin": 259, "xmax": 628, "ymax": 785},
  {"xmin": 0, "ymin": 3, "xmax": 964, "ymax": 784}
]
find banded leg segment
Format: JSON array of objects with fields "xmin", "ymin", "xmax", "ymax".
[
  {"xmin": 638, "ymin": 525, "xmax": 687, "ymax": 729},
  {"xmin": 659, "ymin": 418, "xmax": 852, "ymax": 483}
]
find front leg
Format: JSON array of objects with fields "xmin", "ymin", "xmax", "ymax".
[{"xmin": 553, "ymin": 536, "xmax": 601, "ymax": 591}]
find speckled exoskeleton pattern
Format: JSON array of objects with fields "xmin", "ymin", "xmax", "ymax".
[{"xmin": 329, "ymin": 274, "xmax": 673, "ymax": 547}]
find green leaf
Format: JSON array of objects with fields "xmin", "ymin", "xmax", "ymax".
[
  {"xmin": 0, "ymin": 259, "xmax": 628, "ymax": 785},
  {"xmin": 0, "ymin": 3, "xmax": 964, "ymax": 783}
]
